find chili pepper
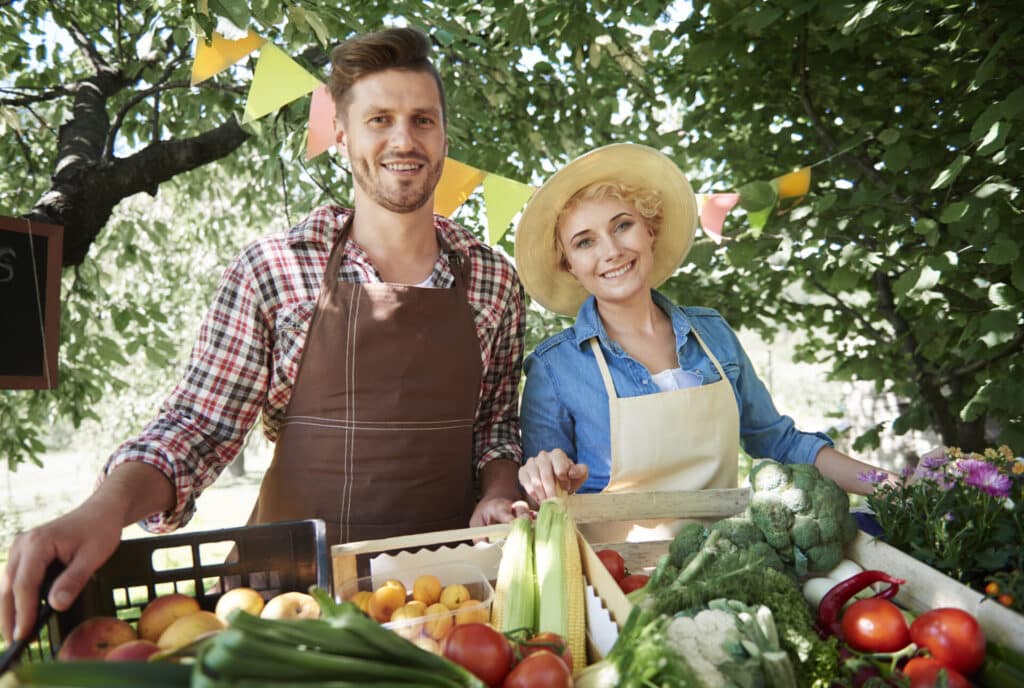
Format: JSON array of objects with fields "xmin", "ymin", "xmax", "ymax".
[{"xmin": 818, "ymin": 570, "xmax": 906, "ymax": 637}]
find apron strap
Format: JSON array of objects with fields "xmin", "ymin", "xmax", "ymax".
[
  {"xmin": 589, "ymin": 339, "xmax": 618, "ymax": 399},
  {"xmin": 589, "ymin": 324, "xmax": 731, "ymax": 400},
  {"xmin": 687, "ymin": 326, "xmax": 730, "ymax": 382}
]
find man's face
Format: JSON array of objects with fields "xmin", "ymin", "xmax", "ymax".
[{"xmin": 336, "ymin": 69, "xmax": 448, "ymax": 214}]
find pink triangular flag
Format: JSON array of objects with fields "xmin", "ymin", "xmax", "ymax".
[
  {"xmin": 306, "ymin": 84, "xmax": 336, "ymax": 160},
  {"xmin": 699, "ymin": 193, "xmax": 740, "ymax": 244}
]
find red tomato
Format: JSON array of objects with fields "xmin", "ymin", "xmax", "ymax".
[
  {"xmin": 596, "ymin": 549, "xmax": 626, "ymax": 582},
  {"xmin": 619, "ymin": 573, "xmax": 650, "ymax": 594},
  {"xmin": 840, "ymin": 598, "xmax": 910, "ymax": 652},
  {"xmin": 909, "ymin": 608, "xmax": 986, "ymax": 675},
  {"xmin": 503, "ymin": 649, "xmax": 573, "ymax": 688},
  {"xmin": 902, "ymin": 656, "xmax": 970, "ymax": 688},
  {"xmin": 519, "ymin": 631, "xmax": 573, "ymax": 673},
  {"xmin": 442, "ymin": 623, "xmax": 514, "ymax": 687}
]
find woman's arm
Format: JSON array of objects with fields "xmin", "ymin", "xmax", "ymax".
[{"xmin": 813, "ymin": 445, "xmax": 896, "ymax": 495}]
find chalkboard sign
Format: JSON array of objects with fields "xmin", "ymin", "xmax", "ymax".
[{"xmin": 0, "ymin": 215, "xmax": 63, "ymax": 389}]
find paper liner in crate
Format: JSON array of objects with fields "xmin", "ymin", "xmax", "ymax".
[
  {"xmin": 585, "ymin": 583, "xmax": 619, "ymax": 658},
  {"xmin": 368, "ymin": 540, "xmax": 504, "ymax": 584}
]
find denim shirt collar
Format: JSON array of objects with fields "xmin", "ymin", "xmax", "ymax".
[{"xmin": 570, "ymin": 290, "xmax": 695, "ymax": 356}]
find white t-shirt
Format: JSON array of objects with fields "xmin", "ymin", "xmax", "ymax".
[{"xmin": 650, "ymin": 367, "xmax": 701, "ymax": 392}]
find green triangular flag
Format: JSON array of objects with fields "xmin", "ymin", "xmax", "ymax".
[{"xmin": 483, "ymin": 174, "xmax": 535, "ymax": 245}]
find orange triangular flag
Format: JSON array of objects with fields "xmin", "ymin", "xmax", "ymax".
[
  {"xmin": 434, "ymin": 158, "xmax": 486, "ymax": 217},
  {"xmin": 699, "ymin": 193, "xmax": 740, "ymax": 244},
  {"xmin": 306, "ymin": 85, "xmax": 336, "ymax": 160},
  {"xmin": 191, "ymin": 30, "xmax": 265, "ymax": 86},
  {"xmin": 773, "ymin": 167, "xmax": 811, "ymax": 199}
]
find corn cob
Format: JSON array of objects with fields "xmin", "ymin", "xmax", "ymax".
[
  {"xmin": 534, "ymin": 497, "xmax": 586, "ymax": 673},
  {"xmin": 491, "ymin": 516, "xmax": 537, "ymax": 633}
]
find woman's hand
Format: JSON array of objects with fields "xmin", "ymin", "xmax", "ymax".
[{"xmin": 518, "ymin": 449, "xmax": 589, "ymax": 506}]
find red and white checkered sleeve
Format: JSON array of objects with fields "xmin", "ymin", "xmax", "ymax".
[
  {"xmin": 473, "ymin": 260, "xmax": 526, "ymax": 475},
  {"xmin": 104, "ymin": 250, "xmax": 272, "ymax": 532}
]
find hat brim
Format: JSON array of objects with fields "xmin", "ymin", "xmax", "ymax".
[{"xmin": 515, "ymin": 144, "xmax": 697, "ymax": 316}]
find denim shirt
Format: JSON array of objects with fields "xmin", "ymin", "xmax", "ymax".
[{"xmin": 521, "ymin": 290, "xmax": 834, "ymax": 493}]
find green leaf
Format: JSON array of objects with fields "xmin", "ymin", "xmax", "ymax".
[
  {"xmin": 883, "ymin": 142, "xmax": 912, "ymax": 171},
  {"xmin": 208, "ymin": 0, "xmax": 251, "ymax": 30},
  {"xmin": 877, "ymin": 128, "xmax": 900, "ymax": 145},
  {"xmin": 984, "ymin": 238, "xmax": 1020, "ymax": 265},
  {"xmin": 304, "ymin": 10, "xmax": 330, "ymax": 47},
  {"xmin": 737, "ymin": 180, "xmax": 777, "ymax": 212},
  {"xmin": 930, "ymin": 153, "xmax": 968, "ymax": 190},
  {"xmin": 976, "ymin": 121, "xmax": 1010, "ymax": 156},
  {"xmin": 988, "ymin": 284, "xmax": 1017, "ymax": 307},
  {"xmin": 979, "ymin": 310, "xmax": 1018, "ymax": 348},
  {"xmin": 745, "ymin": 207, "xmax": 772, "ymax": 235},
  {"xmin": 939, "ymin": 201, "xmax": 969, "ymax": 224},
  {"xmin": 842, "ymin": 0, "xmax": 881, "ymax": 35}
]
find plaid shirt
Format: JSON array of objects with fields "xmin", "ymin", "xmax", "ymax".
[{"xmin": 106, "ymin": 205, "xmax": 525, "ymax": 532}]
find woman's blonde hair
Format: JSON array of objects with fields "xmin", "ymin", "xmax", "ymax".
[{"xmin": 554, "ymin": 181, "xmax": 663, "ymax": 268}]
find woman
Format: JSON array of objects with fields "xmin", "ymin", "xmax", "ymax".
[{"xmin": 514, "ymin": 144, "xmax": 894, "ymax": 537}]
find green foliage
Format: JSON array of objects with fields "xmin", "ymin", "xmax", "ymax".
[{"xmin": 1, "ymin": 1, "xmax": 1021, "ymax": 469}]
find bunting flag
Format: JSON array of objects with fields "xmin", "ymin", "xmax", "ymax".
[
  {"xmin": 773, "ymin": 166, "xmax": 812, "ymax": 199},
  {"xmin": 242, "ymin": 44, "xmax": 322, "ymax": 124},
  {"xmin": 191, "ymin": 30, "xmax": 265, "ymax": 86},
  {"xmin": 482, "ymin": 174, "xmax": 535, "ymax": 245},
  {"xmin": 306, "ymin": 84, "xmax": 336, "ymax": 161},
  {"xmin": 434, "ymin": 158, "xmax": 487, "ymax": 217},
  {"xmin": 698, "ymin": 193, "xmax": 740, "ymax": 244}
]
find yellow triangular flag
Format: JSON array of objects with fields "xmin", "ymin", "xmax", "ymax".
[
  {"xmin": 242, "ymin": 44, "xmax": 323, "ymax": 124},
  {"xmin": 191, "ymin": 30, "xmax": 265, "ymax": 86},
  {"xmin": 483, "ymin": 174, "xmax": 535, "ymax": 245},
  {"xmin": 434, "ymin": 158, "xmax": 486, "ymax": 217},
  {"xmin": 772, "ymin": 166, "xmax": 811, "ymax": 199}
]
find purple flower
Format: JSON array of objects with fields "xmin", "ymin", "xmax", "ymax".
[
  {"xmin": 921, "ymin": 453, "xmax": 948, "ymax": 470},
  {"xmin": 957, "ymin": 458, "xmax": 1013, "ymax": 498},
  {"xmin": 858, "ymin": 469, "xmax": 889, "ymax": 485},
  {"xmin": 943, "ymin": 512, "xmax": 955, "ymax": 522},
  {"xmin": 919, "ymin": 469, "xmax": 955, "ymax": 489}
]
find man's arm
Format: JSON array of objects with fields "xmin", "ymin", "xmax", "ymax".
[{"xmin": 0, "ymin": 463, "xmax": 173, "ymax": 642}]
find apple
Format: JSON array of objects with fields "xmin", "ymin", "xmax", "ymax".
[
  {"xmin": 137, "ymin": 593, "xmax": 200, "ymax": 642},
  {"xmin": 215, "ymin": 586, "xmax": 265, "ymax": 624},
  {"xmin": 260, "ymin": 591, "xmax": 320, "ymax": 620},
  {"xmin": 104, "ymin": 638, "xmax": 161, "ymax": 662},
  {"xmin": 156, "ymin": 610, "xmax": 225, "ymax": 651},
  {"xmin": 57, "ymin": 616, "xmax": 137, "ymax": 661}
]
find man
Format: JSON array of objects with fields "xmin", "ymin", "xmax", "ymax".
[{"xmin": 1, "ymin": 26, "xmax": 527, "ymax": 643}]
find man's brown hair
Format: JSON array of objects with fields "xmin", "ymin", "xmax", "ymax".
[{"xmin": 328, "ymin": 27, "xmax": 446, "ymax": 125}]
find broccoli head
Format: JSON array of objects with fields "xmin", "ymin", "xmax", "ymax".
[
  {"xmin": 746, "ymin": 460, "xmax": 858, "ymax": 576},
  {"xmin": 710, "ymin": 515, "xmax": 766, "ymax": 548},
  {"xmin": 668, "ymin": 521, "xmax": 709, "ymax": 568}
]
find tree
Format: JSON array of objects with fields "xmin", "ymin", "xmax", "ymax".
[
  {"xmin": 1, "ymin": 1, "xmax": 1020, "ymax": 470},
  {"xmin": 652, "ymin": 0, "xmax": 1023, "ymax": 451}
]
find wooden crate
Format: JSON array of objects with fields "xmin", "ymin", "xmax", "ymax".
[{"xmin": 566, "ymin": 488, "xmax": 1024, "ymax": 655}]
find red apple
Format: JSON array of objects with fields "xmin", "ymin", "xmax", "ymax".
[
  {"xmin": 104, "ymin": 638, "xmax": 161, "ymax": 662},
  {"xmin": 57, "ymin": 616, "xmax": 137, "ymax": 661}
]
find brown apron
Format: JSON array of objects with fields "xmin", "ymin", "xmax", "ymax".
[{"xmin": 249, "ymin": 217, "xmax": 482, "ymax": 546}]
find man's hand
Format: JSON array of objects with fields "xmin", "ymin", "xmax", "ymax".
[
  {"xmin": 0, "ymin": 503, "xmax": 122, "ymax": 643},
  {"xmin": 469, "ymin": 496, "xmax": 531, "ymax": 527},
  {"xmin": 518, "ymin": 449, "xmax": 588, "ymax": 506}
]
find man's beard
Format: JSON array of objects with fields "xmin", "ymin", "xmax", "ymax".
[{"xmin": 351, "ymin": 154, "xmax": 444, "ymax": 214}]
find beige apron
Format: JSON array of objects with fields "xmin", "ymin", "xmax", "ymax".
[{"xmin": 579, "ymin": 327, "xmax": 739, "ymax": 546}]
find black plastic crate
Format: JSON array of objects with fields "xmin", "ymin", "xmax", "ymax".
[{"xmin": 1, "ymin": 519, "xmax": 328, "ymax": 669}]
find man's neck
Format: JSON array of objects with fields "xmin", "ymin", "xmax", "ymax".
[{"xmin": 349, "ymin": 195, "xmax": 441, "ymax": 284}]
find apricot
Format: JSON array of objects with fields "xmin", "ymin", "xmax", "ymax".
[
  {"xmin": 57, "ymin": 616, "xmax": 137, "ymax": 661},
  {"xmin": 138, "ymin": 593, "xmax": 200, "ymax": 643}
]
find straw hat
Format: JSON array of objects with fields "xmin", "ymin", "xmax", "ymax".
[{"xmin": 514, "ymin": 143, "xmax": 697, "ymax": 316}]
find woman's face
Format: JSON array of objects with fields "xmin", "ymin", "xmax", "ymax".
[{"xmin": 557, "ymin": 196, "xmax": 656, "ymax": 307}]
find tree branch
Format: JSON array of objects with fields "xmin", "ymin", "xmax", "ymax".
[
  {"xmin": 804, "ymin": 274, "xmax": 884, "ymax": 340},
  {"xmin": 63, "ymin": 15, "xmax": 110, "ymax": 72},
  {"xmin": 950, "ymin": 328, "xmax": 1024, "ymax": 379},
  {"xmin": 0, "ymin": 85, "xmax": 74, "ymax": 107}
]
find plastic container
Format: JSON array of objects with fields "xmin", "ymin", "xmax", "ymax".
[
  {"xmin": 336, "ymin": 560, "xmax": 493, "ymax": 646},
  {"xmin": 0, "ymin": 519, "xmax": 329, "ymax": 669}
]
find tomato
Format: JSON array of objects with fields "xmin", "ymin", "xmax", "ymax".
[
  {"xmin": 518, "ymin": 631, "xmax": 573, "ymax": 673},
  {"xmin": 909, "ymin": 608, "xmax": 986, "ymax": 675},
  {"xmin": 596, "ymin": 549, "xmax": 626, "ymax": 582},
  {"xmin": 619, "ymin": 573, "xmax": 650, "ymax": 594},
  {"xmin": 442, "ymin": 623, "xmax": 514, "ymax": 687},
  {"xmin": 840, "ymin": 598, "xmax": 910, "ymax": 652},
  {"xmin": 503, "ymin": 649, "xmax": 573, "ymax": 688},
  {"xmin": 902, "ymin": 656, "xmax": 970, "ymax": 688}
]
